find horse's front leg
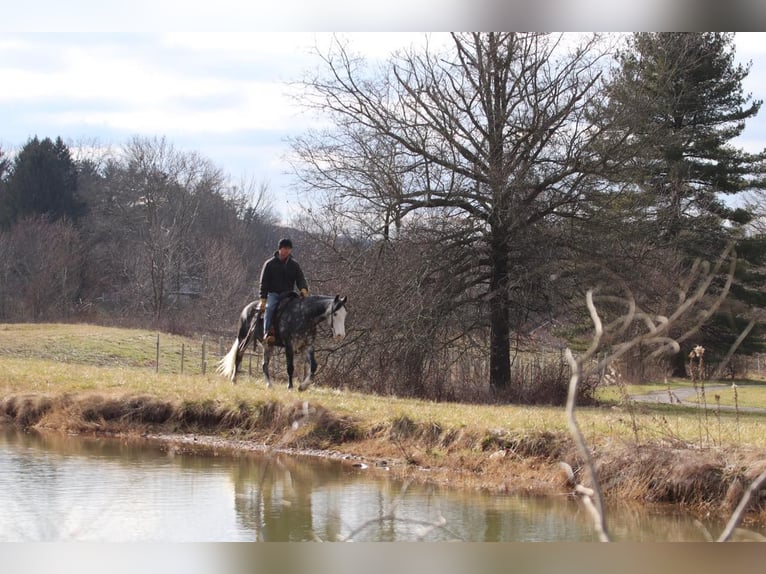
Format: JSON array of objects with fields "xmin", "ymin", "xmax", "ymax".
[
  {"xmin": 262, "ymin": 345, "xmax": 273, "ymax": 389},
  {"xmin": 285, "ymin": 344, "xmax": 295, "ymax": 390},
  {"xmin": 298, "ymin": 346, "xmax": 317, "ymax": 392}
]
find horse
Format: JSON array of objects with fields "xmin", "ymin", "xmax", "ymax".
[{"xmin": 217, "ymin": 293, "xmax": 348, "ymax": 391}]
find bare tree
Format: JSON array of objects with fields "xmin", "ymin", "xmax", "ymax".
[
  {"xmin": 0, "ymin": 217, "xmax": 83, "ymax": 320},
  {"xmin": 293, "ymin": 33, "xmax": 628, "ymax": 394},
  {"xmin": 118, "ymin": 136, "xmax": 226, "ymax": 321},
  {"xmin": 198, "ymin": 238, "xmax": 249, "ymax": 326},
  {"xmin": 223, "ymin": 175, "xmax": 280, "ymax": 286}
]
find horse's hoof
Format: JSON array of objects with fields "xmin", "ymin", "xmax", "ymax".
[{"xmin": 298, "ymin": 375, "xmax": 313, "ymax": 392}]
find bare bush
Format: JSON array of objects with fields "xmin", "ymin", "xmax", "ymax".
[{"xmin": 295, "ymin": 224, "xmax": 594, "ymax": 404}]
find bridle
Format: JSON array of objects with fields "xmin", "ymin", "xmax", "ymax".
[{"xmin": 327, "ymin": 299, "xmax": 345, "ymax": 337}]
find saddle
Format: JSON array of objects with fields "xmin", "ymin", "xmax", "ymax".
[{"xmin": 260, "ymin": 291, "xmax": 300, "ymax": 345}]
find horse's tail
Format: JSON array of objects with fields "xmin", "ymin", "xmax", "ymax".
[
  {"xmin": 217, "ymin": 300, "xmax": 260, "ymax": 383},
  {"xmin": 217, "ymin": 338, "xmax": 239, "ymax": 382}
]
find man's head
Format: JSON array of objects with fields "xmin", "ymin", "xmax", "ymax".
[{"xmin": 277, "ymin": 238, "xmax": 293, "ymax": 260}]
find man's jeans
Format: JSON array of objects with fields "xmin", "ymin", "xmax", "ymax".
[{"xmin": 263, "ymin": 292, "xmax": 280, "ymax": 334}]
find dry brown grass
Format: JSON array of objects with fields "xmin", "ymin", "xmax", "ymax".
[{"xmin": 3, "ymin": 323, "xmax": 766, "ymax": 525}]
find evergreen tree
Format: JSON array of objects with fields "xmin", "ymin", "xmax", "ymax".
[
  {"xmin": 607, "ymin": 33, "xmax": 766, "ymax": 374},
  {"xmin": 0, "ymin": 147, "xmax": 9, "ymax": 180},
  {"xmin": 610, "ymin": 33, "xmax": 765, "ymax": 251},
  {"xmin": 0, "ymin": 136, "xmax": 85, "ymax": 227},
  {"xmin": 0, "ymin": 148, "xmax": 10, "ymax": 226}
]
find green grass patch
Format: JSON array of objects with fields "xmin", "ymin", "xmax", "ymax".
[
  {"xmin": 0, "ymin": 322, "xmax": 227, "ymax": 375},
  {"xmin": 594, "ymin": 380, "xmax": 689, "ymax": 404},
  {"xmin": 2, "ymin": 323, "xmax": 766, "ymax": 451},
  {"xmin": 596, "ymin": 378, "xmax": 766, "ymax": 411},
  {"xmin": 706, "ymin": 381, "xmax": 766, "ymax": 409}
]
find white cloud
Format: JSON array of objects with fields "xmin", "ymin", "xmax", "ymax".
[
  {"xmin": 736, "ymin": 32, "xmax": 766, "ymax": 58},
  {"xmin": 0, "ymin": 34, "xmax": 318, "ymax": 137},
  {"xmin": 160, "ymin": 32, "xmax": 319, "ymax": 57},
  {"xmin": 40, "ymin": 83, "xmax": 303, "ymax": 135},
  {"xmin": 2, "ymin": 31, "xmax": 766, "ymax": 207}
]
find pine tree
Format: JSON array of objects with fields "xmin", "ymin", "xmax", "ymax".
[
  {"xmin": 0, "ymin": 136, "xmax": 85, "ymax": 227},
  {"xmin": 608, "ymin": 33, "xmax": 766, "ymax": 374},
  {"xmin": 611, "ymin": 33, "xmax": 765, "ymax": 249},
  {"xmin": 0, "ymin": 148, "xmax": 10, "ymax": 226}
]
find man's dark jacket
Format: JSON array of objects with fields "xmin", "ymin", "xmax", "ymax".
[{"xmin": 258, "ymin": 253, "xmax": 308, "ymax": 299}]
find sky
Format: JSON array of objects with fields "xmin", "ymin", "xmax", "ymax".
[
  {"xmin": 1, "ymin": 27, "xmax": 766, "ymax": 222},
  {"xmin": 0, "ymin": 31, "xmax": 447, "ymax": 219}
]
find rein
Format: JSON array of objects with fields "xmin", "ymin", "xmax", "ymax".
[{"xmin": 326, "ymin": 297, "xmax": 345, "ymax": 336}]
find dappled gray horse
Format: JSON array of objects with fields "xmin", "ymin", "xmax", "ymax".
[{"xmin": 218, "ymin": 294, "xmax": 348, "ymax": 390}]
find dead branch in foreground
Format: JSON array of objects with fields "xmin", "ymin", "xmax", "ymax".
[{"xmin": 562, "ymin": 243, "xmax": 766, "ymax": 541}]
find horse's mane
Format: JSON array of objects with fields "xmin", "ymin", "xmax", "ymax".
[{"xmin": 304, "ymin": 295, "xmax": 337, "ymax": 317}]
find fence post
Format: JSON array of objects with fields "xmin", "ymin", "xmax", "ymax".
[
  {"xmin": 201, "ymin": 335, "xmax": 207, "ymax": 375},
  {"xmin": 155, "ymin": 333, "xmax": 160, "ymax": 373},
  {"xmin": 181, "ymin": 343, "xmax": 185, "ymax": 374}
]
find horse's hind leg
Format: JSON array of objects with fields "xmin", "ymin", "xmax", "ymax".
[
  {"xmin": 234, "ymin": 343, "xmax": 244, "ymax": 379},
  {"xmin": 262, "ymin": 346, "xmax": 273, "ymax": 389},
  {"xmin": 235, "ymin": 335, "xmax": 252, "ymax": 378},
  {"xmin": 285, "ymin": 345, "xmax": 295, "ymax": 390},
  {"xmin": 298, "ymin": 347, "xmax": 317, "ymax": 392}
]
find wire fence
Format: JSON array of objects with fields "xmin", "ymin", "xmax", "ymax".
[
  {"xmin": 152, "ymin": 332, "xmax": 766, "ymax": 389},
  {"xmin": 152, "ymin": 333, "xmax": 289, "ymax": 379}
]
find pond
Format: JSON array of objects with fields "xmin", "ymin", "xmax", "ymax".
[{"xmin": 0, "ymin": 428, "xmax": 742, "ymax": 542}]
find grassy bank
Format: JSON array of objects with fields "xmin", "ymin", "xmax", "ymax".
[{"xmin": 2, "ymin": 323, "xmax": 766, "ymax": 529}]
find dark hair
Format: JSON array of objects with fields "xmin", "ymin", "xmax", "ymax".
[{"xmin": 278, "ymin": 238, "xmax": 293, "ymax": 249}]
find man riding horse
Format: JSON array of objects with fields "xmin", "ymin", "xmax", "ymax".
[
  {"xmin": 259, "ymin": 238, "xmax": 308, "ymax": 345},
  {"xmin": 218, "ymin": 239, "xmax": 347, "ymax": 388}
]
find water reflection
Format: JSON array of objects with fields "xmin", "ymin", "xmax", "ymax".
[{"xmin": 0, "ymin": 428, "xmax": 748, "ymax": 541}]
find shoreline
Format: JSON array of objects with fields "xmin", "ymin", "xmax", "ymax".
[{"xmin": 3, "ymin": 389, "xmax": 766, "ymax": 531}]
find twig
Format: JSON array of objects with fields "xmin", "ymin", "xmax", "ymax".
[
  {"xmin": 711, "ymin": 318, "xmax": 757, "ymax": 381},
  {"xmin": 565, "ymin": 339, "xmax": 610, "ymax": 542},
  {"xmin": 718, "ymin": 470, "xmax": 766, "ymax": 542},
  {"xmin": 561, "ymin": 244, "xmax": 754, "ymax": 542},
  {"xmin": 566, "ymin": 349, "xmax": 609, "ymax": 542}
]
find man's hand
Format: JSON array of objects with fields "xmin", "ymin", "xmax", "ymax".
[
  {"xmin": 259, "ymin": 298, "xmax": 266, "ymax": 315},
  {"xmin": 300, "ymin": 289, "xmax": 308, "ymax": 298}
]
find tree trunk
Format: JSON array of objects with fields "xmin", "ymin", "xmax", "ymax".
[{"xmin": 488, "ymin": 231, "xmax": 511, "ymax": 393}]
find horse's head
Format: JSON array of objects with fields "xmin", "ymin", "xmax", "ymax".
[{"xmin": 328, "ymin": 295, "xmax": 348, "ymax": 340}]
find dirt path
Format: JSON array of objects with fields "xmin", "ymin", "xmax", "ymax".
[{"xmin": 630, "ymin": 384, "xmax": 766, "ymax": 414}]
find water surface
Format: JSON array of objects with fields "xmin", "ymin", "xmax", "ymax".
[{"xmin": 0, "ymin": 428, "xmax": 741, "ymax": 541}]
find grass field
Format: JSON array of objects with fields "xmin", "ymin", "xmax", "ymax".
[
  {"xmin": 2, "ymin": 322, "xmax": 766, "ymax": 448},
  {"xmin": 595, "ymin": 376, "xmax": 766, "ymax": 410}
]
